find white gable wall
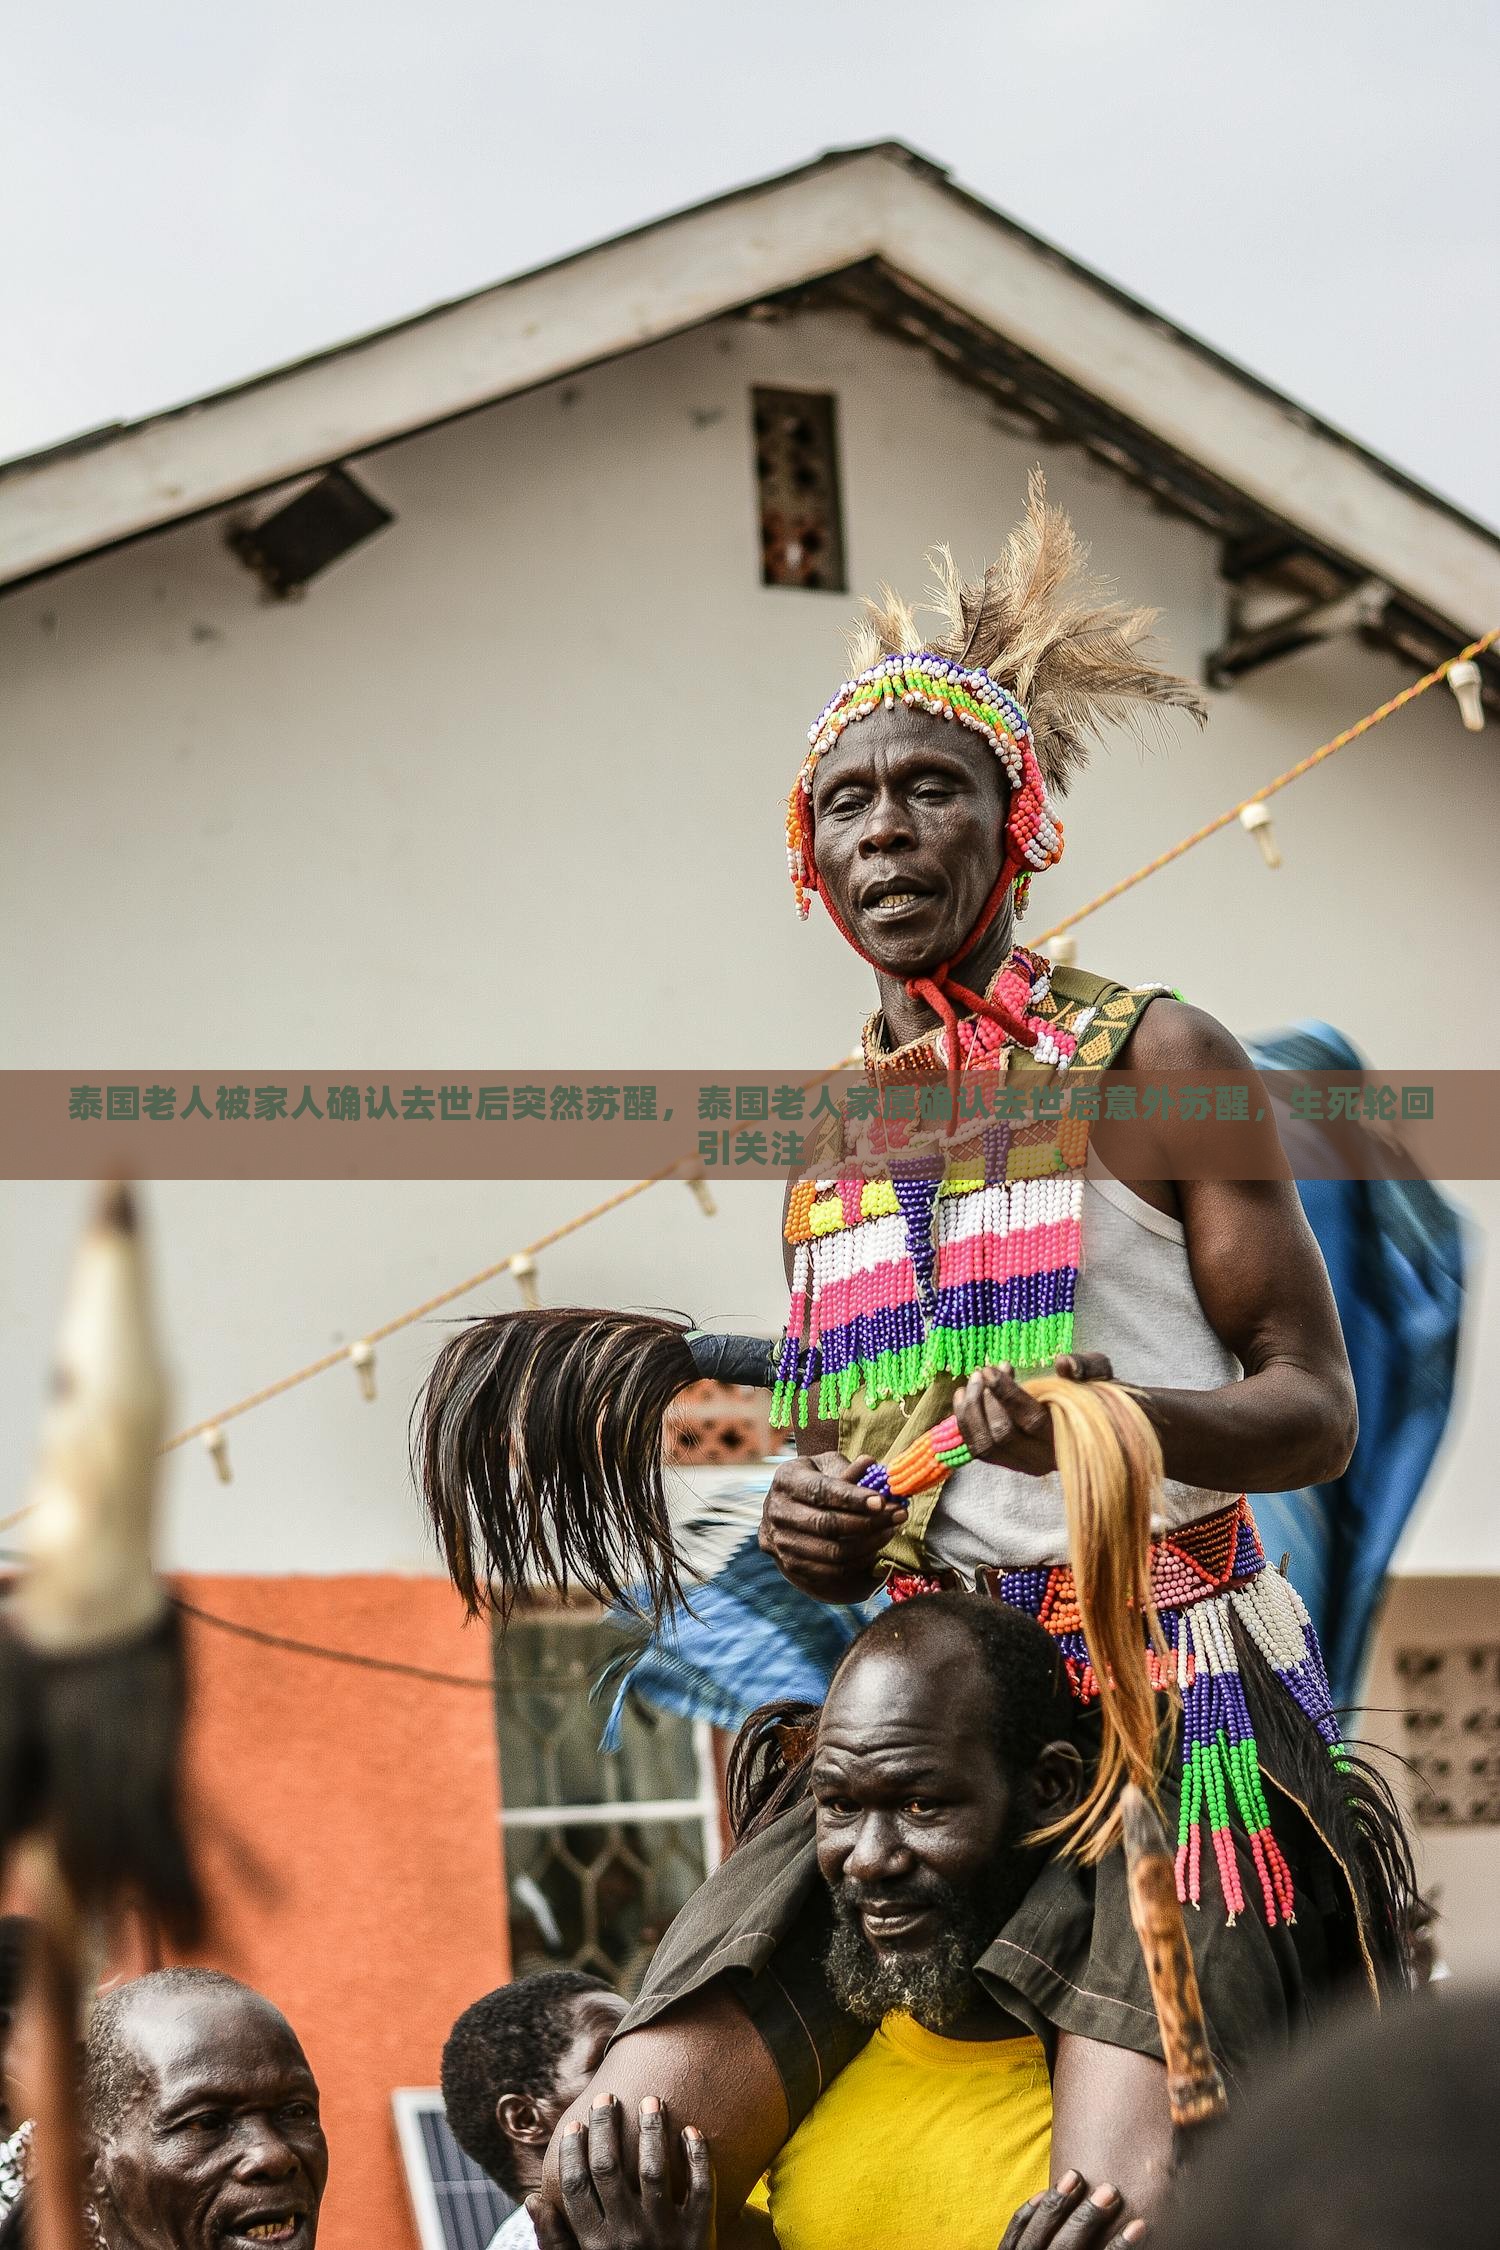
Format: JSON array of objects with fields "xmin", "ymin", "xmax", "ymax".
[{"xmin": 2, "ymin": 304, "xmax": 1496, "ymax": 1586}]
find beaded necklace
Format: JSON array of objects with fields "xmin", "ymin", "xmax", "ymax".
[{"xmin": 772, "ymin": 946, "xmax": 1093, "ymax": 1429}]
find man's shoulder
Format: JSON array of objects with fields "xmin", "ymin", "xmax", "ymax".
[
  {"xmin": 975, "ymin": 1825, "xmax": 1306, "ymax": 2091},
  {"xmin": 1041, "ymin": 963, "xmax": 1173, "ymax": 1072},
  {"xmin": 486, "ymin": 2202, "xmax": 536, "ymax": 2250},
  {"xmin": 1112, "ymin": 994, "xmax": 1250, "ymax": 1075}
]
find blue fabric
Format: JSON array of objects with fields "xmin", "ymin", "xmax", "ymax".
[
  {"xmin": 1247, "ymin": 1023, "xmax": 1467, "ymax": 1706},
  {"xmin": 598, "ymin": 1535, "xmax": 884, "ymax": 1748}
]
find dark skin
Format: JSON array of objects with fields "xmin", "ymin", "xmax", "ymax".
[
  {"xmin": 999, "ymin": 2177, "xmax": 1147, "ymax": 2250},
  {"xmin": 499, "ymin": 1990, "xmax": 630, "ymax": 2194},
  {"xmin": 539, "ymin": 1629, "xmax": 1174, "ymax": 2239},
  {"xmin": 810, "ymin": 1632, "xmax": 1071, "ymax": 2038},
  {"xmin": 759, "ymin": 703, "xmax": 1358, "ymax": 1605},
  {"xmin": 86, "ymin": 1985, "xmax": 328, "ymax": 2250},
  {"xmin": 531, "ymin": 2094, "xmax": 716, "ymax": 2250},
  {"xmin": 538, "ymin": 1985, "xmax": 784, "ymax": 2250}
]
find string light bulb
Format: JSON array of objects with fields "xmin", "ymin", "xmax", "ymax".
[
  {"xmin": 349, "ymin": 1340, "xmax": 376, "ymax": 1401},
  {"xmin": 686, "ymin": 1176, "xmax": 717, "ymax": 1218},
  {"xmin": 1447, "ymin": 659, "xmax": 1486, "ymax": 732},
  {"xmin": 201, "ymin": 1426, "xmax": 232, "ymax": 1484},
  {"xmin": 508, "ymin": 1253, "xmax": 540, "ymax": 1310},
  {"xmin": 1238, "ymin": 801, "xmax": 1281, "ymax": 869}
]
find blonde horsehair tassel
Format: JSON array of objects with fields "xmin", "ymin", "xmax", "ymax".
[{"xmin": 1024, "ymin": 1375, "xmax": 1174, "ymax": 1863}]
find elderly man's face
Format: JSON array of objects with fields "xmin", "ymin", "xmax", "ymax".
[
  {"xmin": 808, "ymin": 706, "xmax": 1010, "ymax": 982},
  {"xmin": 89, "ymin": 1987, "xmax": 328, "ymax": 2250}
]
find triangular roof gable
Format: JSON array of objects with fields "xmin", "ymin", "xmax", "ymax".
[{"xmin": 2, "ymin": 140, "xmax": 1497, "ymax": 638}]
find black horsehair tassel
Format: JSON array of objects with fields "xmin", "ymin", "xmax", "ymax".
[{"xmin": 413, "ymin": 1310, "xmax": 778, "ymax": 1624}]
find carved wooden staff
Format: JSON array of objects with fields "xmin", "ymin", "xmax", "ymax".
[{"xmin": 1121, "ymin": 1783, "xmax": 1228, "ymax": 2145}]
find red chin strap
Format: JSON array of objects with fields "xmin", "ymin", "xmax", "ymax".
[{"xmin": 818, "ymin": 844, "xmax": 1036, "ymax": 1115}]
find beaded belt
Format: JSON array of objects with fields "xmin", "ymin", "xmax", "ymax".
[
  {"xmin": 888, "ymin": 1493, "xmax": 1262, "ymax": 1670},
  {"xmin": 888, "ymin": 1496, "xmax": 1344, "ymax": 1931}
]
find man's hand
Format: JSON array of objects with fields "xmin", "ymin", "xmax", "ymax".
[
  {"xmin": 953, "ymin": 1355, "xmax": 1115, "ymax": 1477},
  {"xmin": 530, "ymin": 2094, "xmax": 716, "ymax": 2250},
  {"xmin": 758, "ymin": 1450, "xmax": 905, "ymax": 1603},
  {"xmin": 999, "ymin": 2173, "xmax": 1146, "ymax": 2249}
]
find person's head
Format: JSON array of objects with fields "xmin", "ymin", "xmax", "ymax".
[
  {"xmin": 1157, "ymin": 1985, "xmax": 1500, "ymax": 2250},
  {"xmin": 440, "ymin": 1973, "xmax": 625, "ymax": 2200},
  {"xmin": 82, "ymin": 1969, "xmax": 326, "ymax": 2250},
  {"xmin": 811, "ymin": 1594, "xmax": 1081, "ymax": 2031},
  {"xmin": 786, "ymin": 473, "xmax": 1204, "ymax": 993},
  {"xmin": 807, "ymin": 700, "xmax": 1015, "ymax": 986}
]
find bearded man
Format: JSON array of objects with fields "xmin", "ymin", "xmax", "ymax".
[
  {"xmin": 546, "ymin": 1592, "xmax": 1312, "ymax": 2247},
  {"xmin": 756, "ymin": 1595, "xmax": 1144, "ymax": 2249}
]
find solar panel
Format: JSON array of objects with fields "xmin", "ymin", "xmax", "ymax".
[{"xmin": 391, "ymin": 2089, "xmax": 516, "ymax": 2250}]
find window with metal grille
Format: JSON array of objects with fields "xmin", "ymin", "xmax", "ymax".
[
  {"xmin": 753, "ymin": 388, "xmax": 846, "ymax": 591},
  {"xmin": 494, "ymin": 1612, "xmax": 721, "ymax": 1997}
]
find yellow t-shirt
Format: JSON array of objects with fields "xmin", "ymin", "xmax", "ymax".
[{"xmin": 761, "ymin": 2013, "xmax": 1052, "ymax": 2250}]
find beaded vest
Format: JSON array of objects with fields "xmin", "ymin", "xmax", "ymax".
[{"xmin": 771, "ymin": 950, "xmax": 1167, "ymax": 1441}]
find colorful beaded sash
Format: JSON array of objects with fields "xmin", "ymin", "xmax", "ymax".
[
  {"xmin": 889, "ymin": 1495, "xmax": 1346, "ymax": 1931},
  {"xmin": 773, "ymin": 950, "xmax": 1100, "ymax": 1429}
]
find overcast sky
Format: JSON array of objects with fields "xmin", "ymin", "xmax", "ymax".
[{"xmin": 5, "ymin": 0, "xmax": 1497, "ymax": 528}]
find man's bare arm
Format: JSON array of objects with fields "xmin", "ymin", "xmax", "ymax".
[
  {"xmin": 954, "ymin": 1003, "xmax": 1357, "ymax": 1496},
  {"xmin": 1119, "ymin": 999, "xmax": 1356, "ymax": 1490},
  {"xmin": 1049, "ymin": 2034, "xmax": 1174, "ymax": 2223},
  {"xmin": 538, "ymin": 1986, "xmax": 788, "ymax": 2242}
]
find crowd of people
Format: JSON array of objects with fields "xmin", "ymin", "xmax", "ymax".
[{"xmin": 0, "ymin": 1696, "xmax": 1487, "ymax": 2250}]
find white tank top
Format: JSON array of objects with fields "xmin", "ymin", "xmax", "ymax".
[{"xmin": 923, "ymin": 1166, "xmax": 1242, "ymax": 1573}]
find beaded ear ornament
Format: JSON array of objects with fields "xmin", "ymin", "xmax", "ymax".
[{"xmin": 785, "ymin": 651, "xmax": 1065, "ymax": 923}]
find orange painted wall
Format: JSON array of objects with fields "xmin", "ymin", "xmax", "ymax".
[{"xmin": 170, "ymin": 1575, "xmax": 509, "ymax": 2250}]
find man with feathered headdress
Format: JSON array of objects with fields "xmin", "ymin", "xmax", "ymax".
[
  {"xmin": 744, "ymin": 477, "xmax": 1405, "ymax": 1969},
  {"xmin": 419, "ymin": 477, "xmax": 1414, "ymax": 2239},
  {"xmin": 760, "ymin": 474, "xmax": 1352, "ymax": 1673}
]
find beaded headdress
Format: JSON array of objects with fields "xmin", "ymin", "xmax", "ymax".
[
  {"xmin": 786, "ymin": 469, "xmax": 1207, "ymax": 947},
  {"xmin": 789, "ymin": 655, "xmax": 1061, "ymax": 924}
]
